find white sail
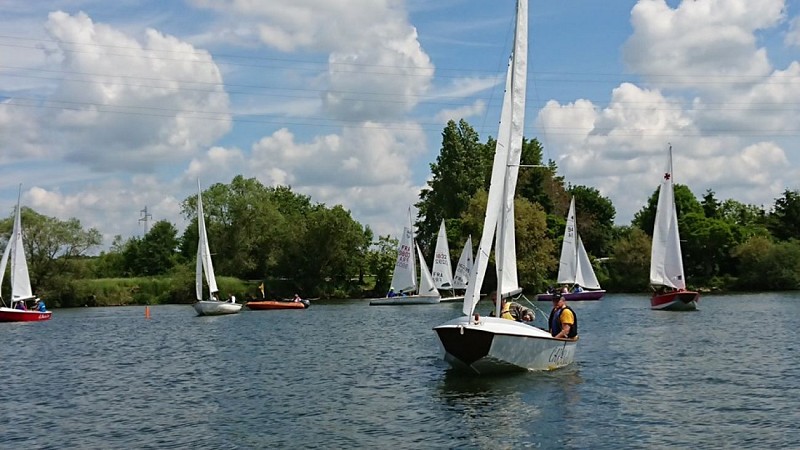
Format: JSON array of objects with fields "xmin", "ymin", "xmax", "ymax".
[
  {"xmin": 649, "ymin": 146, "xmax": 686, "ymax": 289},
  {"xmin": 453, "ymin": 235, "xmax": 473, "ymax": 290},
  {"xmin": 416, "ymin": 243, "xmax": 440, "ymax": 297},
  {"xmin": 557, "ymin": 197, "xmax": 601, "ymax": 290},
  {"xmin": 556, "ymin": 198, "xmax": 578, "ymax": 285},
  {"xmin": 575, "ymin": 235, "xmax": 601, "ymax": 289},
  {"xmin": 463, "ymin": 0, "xmax": 526, "ymax": 317},
  {"xmin": 0, "ymin": 232, "xmax": 9, "ymax": 294},
  {"xmin": 196, "ymin": 180, "xmax": 219, "ymax": 301},
  {"xmin": 2, "ymin": 186, "xmax": 35, "ymax": 301},
  {"xmin": 431, "ymin": 220, "xmax": 454, "ymax": 290},
  {"xmin": 390, "ymin": 209, "xmax": 417, "ymax": 294}
]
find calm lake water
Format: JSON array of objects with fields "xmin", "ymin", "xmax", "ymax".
[{"xmin": 2, "ymin": 293, "xmax": 799, "ymax": 449}]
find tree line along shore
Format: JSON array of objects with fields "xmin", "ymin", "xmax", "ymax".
[{"xmin": 2, "ymin": 120, "xmax": 799, "ymax": 307}]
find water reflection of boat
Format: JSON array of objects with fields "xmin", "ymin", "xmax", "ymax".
[{"xmin": 436, "ymin": 368, "xmax": 584, "ymax": 446}]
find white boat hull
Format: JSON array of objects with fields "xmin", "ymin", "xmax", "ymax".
[
  {"xmin": 433, "ymin": 316, "xmax": 577, "ymax": 374},
  {"xmin": 193, "ymin": 300, "xmax": 242, "ymax": 316},
  {"xmin": 369, "ymin": 295, "xmax": 440, "ymax": 306}
]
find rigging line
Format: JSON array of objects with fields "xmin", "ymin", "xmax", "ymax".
[
  {"xmin": 7, "ymin": 65, "xmax": 800, "ymax": 111},
  {"xmin": 5, "ymin": 100, "xmax": 800, "ymax": 137},
  {"xmin": 0, "ymin": 100, "xmax": 453, "ymax": 132},
  {"xmin": 3, "ymin": 35, "xmax": 798, "ymax": 82},
  {"xmin": 478, "ymin": 4, "xmax": 517, "ymax": 139},
  {"xmin": 6, "ymin": 68, "xmax": 800, "ymax": 111},
  {"xmin": 518, "ymin": 293, "xmax": 550, "ymax": 327},
  {"xmin": 0, "ymin": 70, "xmax": 501, "ymax": 106},
  {"xmin": 0, "ymin": 34, "xmax": 498, "ymax": 75}
]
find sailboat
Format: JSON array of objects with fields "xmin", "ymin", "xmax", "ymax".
[
  {"xmin": 452, "ymin": 235, "xmax": 473, "ymax": 291},
  {"xmin": 192, "ymin": 180, "xmax": 242, "ymax": 316},
  {"xmin": 537, "ymin": 197, "xmax": 605, "ymax": 301},
  {"xmin": 649, "ymin": 146, "xmax": 699, "ymax": 311},
  {"xmin": 434, "ymin": 0, "xmax": 577, "ymax": 374},
  {"xmin": 369, "ymin": 210, "xmax": 440, "ymax": 305},
  {"xmin": 0, "ymin": 185, "xmax": 52, "ymax": 322},
  {"xmin": 432, "ymin": 220, "xmax": 464, "ymax": 303}
]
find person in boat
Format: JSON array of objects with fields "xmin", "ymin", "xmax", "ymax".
[
  {"xmin": 227, "ymin": 294, "xmax": 236, "ymax": 303},
  {"xmin": 15, "ymin": 300, "xmax": 27, "ymax": 311},
  {"xmin": 293, "ymin": 294, "xmax": 302, "ymax": 302},
  {"xmin": 33, "ymin": 298, "xmax": 47, "ymax": 312},
  {"xmin": 572, "ymin": 285, "xmax": 583, "ymax": 293},
  {"xmin": 548, "ymin": 292, "xmax": 578, "ymax": 339},
  {"xmin": 386, "ymin": 287, "xmax": 396, "ymax": 298},
  {"xmin": 489, "ymin": 291, "xmax": 534, "ymax": 322},
  {"xmin": 211, "ymin": 291, "xmax": 220, "ymax": 301},
  {"xmin": 560, "ymin": 285, "xmax": 569, "ymax": 294}
]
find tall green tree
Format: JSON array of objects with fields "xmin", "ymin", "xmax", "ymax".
[
  {"xmin": 121, "ymin": 220, "xmax": 181, "ymax": 276},
  {"xmin": 701, "ymin": 189, "xmax": 720, "ymax": 219},
  {"xmin": 567, "ymin": 185, "xmax": 616, "ymax": 258},
  {"xmin": 181, "ymin": 176, "xmax": 288, "ymax": 280},
  {"xmin": 460, "ymin": 190, "xmax": 555, "ymax": 292},
  {"xmin": 680, "ymin": 213, "xmax": 736, "ymax": 280},
  {"xmin": 606, "ymin": 226, "xmax": 651, "ymax": 292},
  {"xmin": 0, "ymin": 207, "xmax": 102, "ymax": 295},
  {"xmin": 768, "ymin": 189, "xmax": 800, "ymax": 241},
  {"xmin": 516, "ymin": 140, "xmax": 564, "ymax": 215},
  {"xmin": 734, "ymin": 236, "xmax": 800, "ymax": 290},
  {"xmin": 367, "ymin": 235, "xmax": 398, "ymax": 296},
  {"xmin": 285, "ymin": 205, "xmax": 369, "ymax": 294},
  {"xmin": 415, "ymin": 119, "xmax": 493, "ymax": 251},
  {"xmin": 92, "ymin": 235, "xmax": 127, "ymax": 278}
]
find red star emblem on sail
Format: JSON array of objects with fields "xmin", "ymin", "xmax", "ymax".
[{"xmin": 663, "ymin": 172, "xmax": 671, "ymax": 181}]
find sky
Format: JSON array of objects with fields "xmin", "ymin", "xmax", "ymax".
[{"xmin": 1, "ymin": 0, "xmax": 799, "ymax": 251}]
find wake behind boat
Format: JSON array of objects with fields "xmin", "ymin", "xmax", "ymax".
[
  {"xmin": 192, "ymin": 179, "xmax": 242, "ymax": 317},
  {"xmin": 649, "ymin": 146, "xmax": 699, "ymax": 311},
  {"xmin": 0, "ymin": 185, "xmax": 52, "ymax": 323},
  {"xmin": 433, "ymin": 0, "xmax": 577, "ymax": 374}
]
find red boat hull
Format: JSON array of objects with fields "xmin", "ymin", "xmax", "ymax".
[
  {"xmin": 651, "ymin": 290, "xmax": 699, "ymax": 311},
  {"xmin": 537, "ymin": 290, "xmax": 605, "ymax": 301},
  {"xmin": 246, "ymin": 301, "xmax": 308, "ymax": 310},
  {"xmin": 0, "ymin": 308, "xmax": 52, "ymax": 322}
]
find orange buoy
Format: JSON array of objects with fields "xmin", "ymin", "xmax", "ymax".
[{"xmin": 145, "ymin": 306, "xmax": 151, "ymax": 319}]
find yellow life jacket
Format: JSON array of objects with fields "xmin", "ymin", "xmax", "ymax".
[{"xmin": 500, "ymin": 302, "xmax": 515, "ymax": 321}]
